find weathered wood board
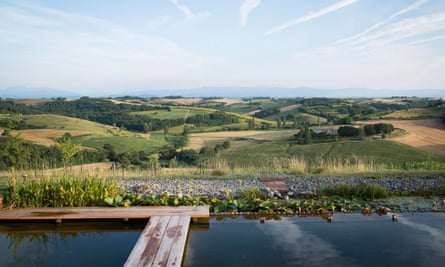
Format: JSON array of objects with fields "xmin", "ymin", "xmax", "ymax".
[
  {"xmin": 125, "ymin": 215, "xmax": 191, "ymax": 267},
  {"xmin": 0, "ymin": 206, "xmax": 209, "ymax": 221}
]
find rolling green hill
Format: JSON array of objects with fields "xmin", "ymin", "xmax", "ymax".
[{"xmin": 219, "ymin": 139, "xmax": 445, "ymax": 173}]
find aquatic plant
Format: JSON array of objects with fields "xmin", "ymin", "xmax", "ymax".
[
  {"xmin": 238, "ymin": 187, "xmax": 267, "ymax": 200},
  {"xmin": 3, "ymin": 175, "xmax": 122, "ymax": 208}
]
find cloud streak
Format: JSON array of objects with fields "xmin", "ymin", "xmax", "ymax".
[
  {"xmin": 335, "ymin": 0, "xmax": 429, "ymax": 45},
  {"xmin": 346, "ymin": 12, "xmax": 445, "ymax": 49},
  {"xmin": 266, "ymin": 0, "xmax": 358, "ymax": 35},
  {"xmin": 169, "ymin": 0, "xmax": 210, "ymax": 22},
  {"xmin": 240, "ymin": 0, "xmax": 261, "ymax": 27},
  {"xmin": 0, "ymin": 2, "xmax": 208, "ymax": 91}
]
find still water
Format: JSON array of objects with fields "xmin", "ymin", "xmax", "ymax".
[
  {"xmin": 0, "ymin": 213, "xmax": 444, "ymax": 267},
  {"xmin": 184, "ymin": 213, "xmax": 445, "ymax": 267}
]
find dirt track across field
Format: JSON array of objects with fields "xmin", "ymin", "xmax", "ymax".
[{"xmin": 366, "ymin": 119, "xmax": 445, "ymax": 157}]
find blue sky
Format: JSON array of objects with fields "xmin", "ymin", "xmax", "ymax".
[{"xmin": 1, "ymin": 0, "xmax": 444, "ymax": 95}]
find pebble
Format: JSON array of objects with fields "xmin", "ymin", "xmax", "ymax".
[{"xmin": 117, "ymin": 177, "xmax": 445, "ymax": 198}]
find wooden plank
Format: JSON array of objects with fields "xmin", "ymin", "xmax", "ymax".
[
  {"xmin": 152, "ymin": 216, "xmax": 180, "ymax": 266},
  {"xmin": 0, "ymin": 206, "xmax": 209, "ymax": 221},
  {"xmin": 124, "ymin": 215, "xmax": 191, "ymax": 267},
  {"xmin": 125, "ymin": 216, "xmax": 169, "ymax": 267},
  {"xmin": 165, "ymin": 215, "xmax": 191, "ymax": 267}
]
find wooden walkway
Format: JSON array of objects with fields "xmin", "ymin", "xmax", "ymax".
[
  {"xmin": 0, "ymin": 206, "xmax": 209, "ymax": 267},
  {"xmin": 125, "ymin": 215, "xmax": 191, "ymax": 267},
  {"xmin": 0, "ymin": 206, "xmax": 208, "ymax": 221}
]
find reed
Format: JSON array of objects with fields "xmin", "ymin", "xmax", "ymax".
[
  {"xmin": 320, "ymin": 184, "xmax": 389, "ymax": 200},
  {"xmin": 3, "ymin": 175, "xmax": 122, "ymax": 208}
]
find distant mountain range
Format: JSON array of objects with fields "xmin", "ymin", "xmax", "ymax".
[
  {"xmin": 1, "ymin": 86, "xmax": 444, "ymax": 99},
  {"xmin": 0, "ymin": 87, "xmax": 81, "ymax": 99}
]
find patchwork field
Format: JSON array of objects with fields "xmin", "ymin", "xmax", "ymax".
[
  {"xmin": 361, "ymin": 119, "xmax": 445, "ymax": 157},
  {"xmin": 383, "ymin": 107, "xmax": 445, "ymax": 119},
  {"xmin": 11, "ymin": 129, "xmax": 90, "ymax": 146},
  {"xmin": 188, "ymin": 130, "xmax": 296, "ymax": 150}
]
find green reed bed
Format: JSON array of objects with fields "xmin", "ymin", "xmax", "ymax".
[
  {"xmin": 3, "ymin": 176, "xmax": 122, "ymax": 208},
  {"xmin": 320, "ymin": 184, "xmax": 390, "ymax": 200}
]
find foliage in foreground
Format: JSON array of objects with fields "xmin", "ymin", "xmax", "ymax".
[
  {"xmin": 2, "ymin": 179, "xmax": 444, "ymax": 214},
  {"xmin": 320, "ymin": 184, "xmax": 389, "ymax": 200},
  {"xmin": 3, "ymin": 176, "xmax": 121, "ymax": 208}
]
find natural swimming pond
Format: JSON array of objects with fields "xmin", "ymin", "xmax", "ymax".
[{"xmin": 1, "ymin": 213, "xmax": 444, "ymax": 267}]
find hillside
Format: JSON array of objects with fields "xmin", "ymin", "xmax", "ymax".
[
  {"xmin": 3, "ymin": 114, "xmax": 168, "ymax": 152},
  {"xmin": 1, "ymin": 97, "xmax": 444, "ymax": 175},
  {"xmin": 359, "ymin": 119, "xmax": 445, "ymax": 157},
  {"xmin": 219, "ymin": 139, "xmax": 445, "ymax": 174}
]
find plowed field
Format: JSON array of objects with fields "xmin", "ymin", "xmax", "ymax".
[{"xmin": 366, "ymin": 119, "xmax": 445, "ymax": 157}]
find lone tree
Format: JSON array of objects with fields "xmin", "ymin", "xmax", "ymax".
[
  {"xmin": 304, "ymin": 126, "xmax": 312, "ymax": 144},
  {"xmin": 56, "ymin": 133, "xmax": 80, "ymax": 169},
  {"xmin": 148, "ymin": 154, "xmax": 159, "ymax": 176}
]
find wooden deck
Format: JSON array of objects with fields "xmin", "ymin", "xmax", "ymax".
[
  {"xmin": 0, "ymin": 206, "xmax": 209, "ymax": 267},
  {"xmin": 0, "ymin": 206, "xmax": 209, "ymax": 221}
]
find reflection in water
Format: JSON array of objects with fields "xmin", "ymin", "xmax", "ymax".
[
  {"xmin": 397, "ymin": 214, "xmax": 445, "ymax": 266},
  {"xmin": 0, "ymin": 221, "xmax": 144, "ymax": 267},
  {"xmin": 2, "ymin": 214, "xmax": 445, "ymax": 266},
  {"xmin": 258, "ymin": 218, "xmax": 358, "ymax": 267},
  {"xmin": 185, "ymin": 213, "xmax": 445, "ymax": 267},
  {"xmin": 4, "ymin": 232, "xmax": 93, "ymax": 267}
]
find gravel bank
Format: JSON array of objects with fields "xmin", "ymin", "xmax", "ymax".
[{"xmin": 118, "ymin": 177, "xmax": 445, "ymax": 198}]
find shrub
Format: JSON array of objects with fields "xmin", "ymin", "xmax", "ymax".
[
  {"xmin": 239, "ymin": 187, "xmax": 267, "ymax": 200},
  {"xmin": 211, "ymin": 169, "xmax": 228, "ymax": 176},
  {"xmin": 338, "ymin": 126, "xmax": 359, "ymax": 137}
]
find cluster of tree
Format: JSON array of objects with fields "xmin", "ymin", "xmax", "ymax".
[
  {"xmin": 39, "ymin": 97, "xmax": 177, "ymax": 132},
  {"xmin": 185, "ymin": 111, "xmax": 239, "ymax": 127},
  {"xmin": 363, "ymin": 123, "xmax": 394, "ymax": 136},
  {"xmin": 0, "ymin": 132, "xmax": 106, "ymax": 171},
  {"xmin": 157, "ymin": 140, "xmax": 231, "ymax": 167},
  {"xmin": 0, "ymin": 118, "xmax": 42, "ymax": 130},
  {"xmin": 338, "ymin": 123, "xmax": 394, "ymax": 137},
  {"xmin": 293, "ymin": 127, "xmax": 338, "ymax": 144},
  {"xmin": 254, "ymin": 107, "xmax": 280, "ymax": 118},
  {"xmin": 299, "ymin": 99, "xmax": 379, "ymax": 123},
  {"xmin": 0, "ymin": 99, "xmax": 36, "ymax": 114},
  {"xmin": 370, "ymin": 99, "xmax": 441, "ymax": 111}
]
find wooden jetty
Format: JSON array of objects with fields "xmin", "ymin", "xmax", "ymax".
[{"xmin": 0, "ymin": 206, "xmax": 209, "ymax": 267}]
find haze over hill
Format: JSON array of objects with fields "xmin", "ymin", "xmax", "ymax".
[{"xmin": 1, "ymin": 86, "xmax": 444, "ymax": 99}]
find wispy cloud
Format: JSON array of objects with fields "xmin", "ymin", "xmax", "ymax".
[
  {"xmin": 239, "ymin": 0, "xmax": 261, "ymax": 27},
  {"xmin": 266, "ymin": 0, "xmax": 358, "ymax": 35},
  {"xmin": 335, "ymin": 0, "xmax": 429, "ymax": 45},
  {"xmin": 345, "ymin": 12, "xmax": 445, "ymax": 49},
  {"xmin": 0, "ymin": 1, "xmax": 208, "ymax": 91},
  {"xmin": 169, "ymin": 0, "xmax": 210, "ymax": 22},
  {"xmin": 406, "ymin": 34, "xmax": 445, "ymax": 45}
]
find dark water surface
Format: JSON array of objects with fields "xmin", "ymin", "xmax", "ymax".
[
  {"xmin": 184, "ymin": 213, "xmax": 445, "ymax": 267},
  {"xmin": 0, "ymin": 213, "xmax": 444, "ymax": 267}
]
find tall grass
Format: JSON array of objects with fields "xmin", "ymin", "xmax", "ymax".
[
  {"xmin": 209, "ymin": 155, "xmax": 386, "ymax": 175},
  {"xmin": 320, "ymin": 184, "xmax": 390, "ymax": 200},
  {"xmin": 3, "ymin": 175, "xmax": 122, "ymax": 208}
]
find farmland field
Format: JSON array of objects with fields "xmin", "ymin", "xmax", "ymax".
[
  {"xmin": 188, "ymin": 130, "xmax": 297, "ymax": 150},
  {"xmin": 220, "ymin": 139, "xmax": 445, "ymax": 171},
  {"xmin": 74, "ymin": 135, "xmax": 167, "ymax": 153},
  {"xmin": 131, "ymin": 106, "xmax": 210, "ymax": 119},
  {"xmin": 359, "ymin": 119, "xmax": 445, "ymax": 157},
  {"xmin": 383, "ymin": 107, "xmax": 445, "ymax": 119}
]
